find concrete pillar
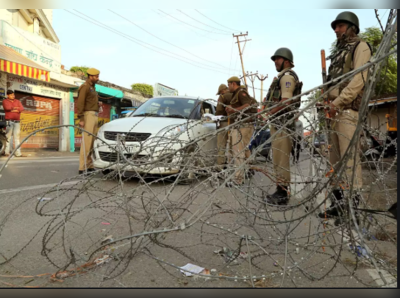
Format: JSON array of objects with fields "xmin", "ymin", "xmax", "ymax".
[
  {"xmin": 69, "ymin": 89, "xmax": 75, "ymax": 152},
  {"xmin": 33, "ymin": 17, "xmax": 40, "ymax": 35}
]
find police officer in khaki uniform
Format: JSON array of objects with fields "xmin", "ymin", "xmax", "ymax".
[
  {"xmin": 262, "ymin": 48, "xmax": 302, "ymax": 205},
  {"xmin": 77, "ymin": 68, "xmax": 100, "ymax": 174},
  {"xmin": 318, "ymin": 11, "xmax": 372, "ymax": 223},
  {"xmin": 215, "ymin": 84, "xmax": 232, "ymax": 170},
  {"xmin": 225, "ymin": 76, "xmax": 258, "ymax": 185}
]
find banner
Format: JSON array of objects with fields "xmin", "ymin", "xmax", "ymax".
[{"xmin": 15, "ymin": 92, "xmax": 60, "ymax": 149}]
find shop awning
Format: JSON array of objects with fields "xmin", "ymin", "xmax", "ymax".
[
  {"xmin": 369, "ymin": 97, "xmax": 397, "ymax": 107},
  {"xmin": 96, "ymin": 84, "xmax": 124, "ymax": 99},
  {"xmin": 0, "ymin": 44, "xmax": 50, "ymax": 82}
]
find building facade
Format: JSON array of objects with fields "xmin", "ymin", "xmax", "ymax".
[{"xmin": 0, "ymin": 9, "xmax": 79, "ymax": 152}]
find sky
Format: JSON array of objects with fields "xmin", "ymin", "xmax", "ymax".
[{"xmin": 52, "ymin": 6, "xmax": 391, "ymax": 106}]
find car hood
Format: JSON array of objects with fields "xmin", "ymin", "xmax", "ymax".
[{"xmin": 101, "ymin": 116, "xmax": 191, "ymax": 135}]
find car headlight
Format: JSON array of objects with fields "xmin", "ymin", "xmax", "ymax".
[{"xmin": 157, "ymin": 124, "xmax": 188, "ymax": 138}]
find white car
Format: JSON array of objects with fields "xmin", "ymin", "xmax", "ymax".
[{"xmin": 93, "ymin": 96, "xmax": 218, "ymax": 176}]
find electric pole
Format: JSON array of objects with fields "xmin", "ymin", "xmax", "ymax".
[
  {"xmin": 233, "ymin": 32, "xmax": 251, "ymax": 87},
  {"xmin": 256, "ymin": 73, "xmax": 268, "ymax": 105},
  {"xmin": 245, "ymin": 71, "xmax": 258, "ymax": 99}
]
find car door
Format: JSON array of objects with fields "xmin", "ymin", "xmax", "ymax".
[{"xmin": 189, "ymin": 100, "xmax": 217, "ymax": 164}]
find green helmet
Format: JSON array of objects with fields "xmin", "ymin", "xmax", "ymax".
[
  {"xmin": 271, "ymin": 47, "xmax": 294, "ymax": 63},
  {"xmin": 331, "ymin": 11, "xmax": 360, "ymax": 34}
]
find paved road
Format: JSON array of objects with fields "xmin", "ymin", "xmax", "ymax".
[
  {"xmin": 0, "ymin": 153, "xmax": 396, "ymax": 288},
  {"xmin": 0, "ymin": 155, "xmax": 81, "ymax": 191}
]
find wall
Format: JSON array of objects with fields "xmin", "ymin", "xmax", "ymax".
[
  {"xmin": 11, "ymin": 10, "xmax": 30, "ymax": 31},
  {"xmin": 0, "ymin": 20, "xmax": 62, "ymax": 79},
  {"xmin": 0, "ymin": 10, "xmax": 13, "ymax": 24},
  {"xmin": 42, "ymin": 9, "xmax": 53, "ymax": 25}
]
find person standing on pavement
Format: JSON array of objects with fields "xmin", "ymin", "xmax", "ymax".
[
  {"xmin": 215, "ymin": 84, "xmax": 232, "ymax": 171},
  {"xmin": 2, "ymin": 90, "xmax": 26, "ymax": 157},
  {"xmin": 262, "ymin": 48, "xmax": 302, "ymax": 205},
  {"xmin": 225, "ymin": 76, "xmax": 258, "ymax": 186},
  {"xmin": 77, "ymin": 68, "xmax": 100, "ymax": 174},
  {"xmin": 318, "ymin": 11, "xmax": 372, "ymax": 224},
  {"xmin": 292, "ymin": 118, "xmax": 304, "ymax": 163}
]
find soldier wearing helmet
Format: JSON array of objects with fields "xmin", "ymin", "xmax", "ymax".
[
  {"xmin": 215, "ymin": 84, "xmax": 232, "ymax": 170},
  {"xmin": 262, "ymin": 47, "xmax": 303, "ymax": 205},
  {"xmin": 319, "ymin": 11, "xmax": 372, "ymax": 225},
  {"xmin": 76, "ymin": 68, "xmax": 100, "ymax": 175}
]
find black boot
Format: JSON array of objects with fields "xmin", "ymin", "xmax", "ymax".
[
  {"xmin": 264, "ymin": 186, "xmax": 289, "ymax": 206},
  {"xmin": 318, "ymin": 189, "xmax": 345, "ymax": 218}
]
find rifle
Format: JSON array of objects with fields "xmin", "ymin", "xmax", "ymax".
[
  {"xmin": 320, "ymin": 49, "xmax": 329, "ymax": 119},
  {"xmin": 321, "ymin": 50, "xmax": 332, "ymax": 159}
]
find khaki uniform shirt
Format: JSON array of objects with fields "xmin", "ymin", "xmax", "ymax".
[
  {"xmin": 77, "ymin": 79, "xmax": 99, "ymax": 120},
  {"xmin": 329, "ymin": 41, "xmax": 371, "ymax": 108},
  {"xmin": 230, "ymin": 88, "xmax": 257, "ymax": 123},
  {"xmin": 215, "ymin": 92, "xmax": 232, "ymax": 117}
]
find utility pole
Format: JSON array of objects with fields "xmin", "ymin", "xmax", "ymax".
[
  {"xmin": 256, "ymin": 73, "xmax": 268, "ymax": 105},
  {"xmin": 245, "ymin": 71, "xmax": 258, "ymax": 99},
  {"xmin": 233, "ymin": 32, "xmax": 251, "ymax": 87}
]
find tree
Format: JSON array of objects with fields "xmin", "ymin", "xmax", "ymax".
[
  {"xmin": 329, "ymin": 27, "xmax": 397, "ymax": 97},
  {"xmin": 70, "ymin": 66, "xmax": 90, "ymax": 76},
  {"xmin": 131, "ymin": 83, "xmax": 153, "ymax": 96}
]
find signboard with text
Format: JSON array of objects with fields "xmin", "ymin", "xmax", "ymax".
[
  {"xmin": 7, "ymin": 73, "xmax": 68, "ymax": 98},
  {"xmin": 154, "ymin": 83, "xmax": 178, "ymax": 97},
  {"xmin": 0, "ymin": 21, "xmax": 62, "ymax": 75},
  {"xmin": 15, "ymin": 91, "xmax": 60, "ymax": 149}
]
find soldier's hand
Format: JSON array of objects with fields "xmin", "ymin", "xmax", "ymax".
[
  {"xmin": 225, "ymin": 105, "xmax": 235, "ymax": 115},
  {"xmin": 79, "ymin": 120, "xmax": 85, "ymax": 128},
  {"xmin": 328, "ymin": 103, "xmax": 338, "ymax": 118}
]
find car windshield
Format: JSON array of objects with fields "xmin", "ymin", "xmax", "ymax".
[{"xmin": 131, "ymin": 97, "xmax": 199, "ymax": 119}]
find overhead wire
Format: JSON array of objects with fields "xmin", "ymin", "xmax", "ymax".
[
  {"xmin": 176, "ymin": 9, "xmax": 231, "ymax": 34},
  {"xmin": 158, "ymin": 10, "xmax": 230, "ymax": 36},
  {"xmin": 108, "ymin": 9, "xmax": 230, "ymax": 71},
  {"xmin": 63, "ymin": 9, "xmax": 231, "ymax": 75},
  {"xmin": 151, "ymin": 9, "xmax": 222, "ymax": 42},
  {"xmin": 194, "ymin": 9, "xmax": 242, "ymax": 33}
]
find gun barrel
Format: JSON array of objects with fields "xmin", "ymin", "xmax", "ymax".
[{"xmin": 321, "ymin": 49, "xmax": 326, "ymax": 70}]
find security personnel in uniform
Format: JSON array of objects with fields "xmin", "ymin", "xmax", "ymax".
[
  {"xmin": 77, "ymin": 68, "xmax": 100, "ymax": 174},
  {"xmin": 318, "ymin": 11, "xmax": 372, "ymax": 223},
  {"xmin": 262, "ymin": 48, "xmax": 302, "ymax": 205},
  {"xmin": 226, "ymin": 76, "xmax": 258, "ymax": 185},
  {"xmin": 215, "ymin": 84, "xmax": 232, "ymax": 170}
]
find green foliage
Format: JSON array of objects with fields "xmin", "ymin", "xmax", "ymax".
[
  {"xmin": 329, "ymin": 27, "xmax": 397, "ymax": 97},
  {"xmin": 131, "ymin": 83, "xmax": 153, "ymax": 96},
  {"xmin": 70, "ymin": 66, "xmax": 90, "ymax": 76}
]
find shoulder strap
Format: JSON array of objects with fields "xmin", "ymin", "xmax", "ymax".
[{"xmin": 350, "ymin": 41, "xmax": 372, "ymax": 61}]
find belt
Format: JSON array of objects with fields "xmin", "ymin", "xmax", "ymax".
[
  {"xmin": 6, "ymin": 120, "xmax": 20, "ymax": 123},
  {"xmin": 85, "ymin": 111, "xmax": 99, "ymax": 115}
]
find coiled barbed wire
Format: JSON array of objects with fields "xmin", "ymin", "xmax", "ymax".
[{"xmin": 0, "ymin": 11, "xmax": 397, "ymax": 288}]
